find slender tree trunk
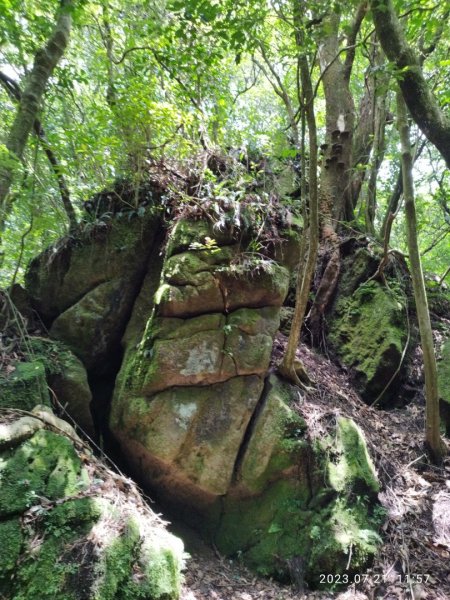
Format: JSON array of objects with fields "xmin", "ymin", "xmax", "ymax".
[
  {"xmin": 280, "ymin": 6, "xmax": 319, "ymax": 387},
  {"xmin": 365, "ymin": 79, "xmax": 387, "ymax": 235},
  {"xmin": 0, "ymin": 0, "xmax": 74, "ymax": 240},
  {"xmin": 371, "ymin": 0, "xmax": 450, "ymax": 168},
  {"xmin": 397, "ymin": 90, "xmax": 445, "ymax": 464},
  {"xmin": 0, "ymin": 71, "xmax": 77, "ymax": 232}
]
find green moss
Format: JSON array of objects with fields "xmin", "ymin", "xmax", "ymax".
[
  {"xmin": 0, "ymin": 430, "xmax": 89, "ymax": 517},
  {"xmin": 216, "ymin": 479, "xmax": 312, "ymax": 579},
  {"xmin": 24, "ymin": 338, "xmax": 73, "ymax": 377},
  {"xmin": 308, "ymin": 496, "xmax": 383, "ymax": 588},
  {"xmin": 239, "ymin": 376, "xmax": 308, "ymax": 493},
  {"xmin": 166, "ymin": 219, "xmax": 212, "ymax": 258},
  {"xmin": 328, "ymin": 280, "xmax": 407, "ymax": 402},
  {"xmin": 0, "ymin": 518, "xmax": 23, "ymax": 590},
  {"xmin": 0, "ymin": 361, "xmax": 50, "ymax": 410},
  {"xmin": 11, "ymin": 533, "xmax": 79, "ymax": 600},
  {"xmin": 123, "ymin": 530, "xmax": 184, "ymax": 600},
  {"xmin": 93, "ymin": 517, "xmax": 141, "ymax": 599},
  {"xmin": 328, "ymin": 417, "xmax": 379, "ymax": 494},
  {"xmin": 8, "ymin": 499, "xmax": 100, "ymax": 600}
]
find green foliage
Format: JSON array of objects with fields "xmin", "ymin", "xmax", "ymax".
[{"xmin": 1, "ymin": 0, "xmax": 448, "ymax": 283}]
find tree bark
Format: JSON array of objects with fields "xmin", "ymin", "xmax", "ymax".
[
  {"xmin": 279, "ymin": 3, "xmax": 319, "ymax": 387},
  {"xmin": 0, "ymin": 71, "xmax": 77, "ymax": 233},
  {"xmin": 0, "ymin": 0, "xmax": 75, "ymax": 238},
  {"xmin": 397, "ymin": 90, "xmax": 445, "ymax": 464},
  {"xmin": 371, "ymin": 0, "xmax": 450, "ymax": 168},
  {"xmin": 309, "ymin": 9, "xmax": 359, "ymax": 335}
]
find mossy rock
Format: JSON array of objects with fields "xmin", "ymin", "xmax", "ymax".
[
  {"xmin": 0, "ymin": 429, "xmax": 89, "ymax": 517},
  {"xmin": 111, "ymin": 375, "xmax": 264, "ymax": 497},
  {"xmin": 48, "ymin": 351, "xmax": 94, "ymax": 439},
  {"xmin": 212, "ymin": 378, "xmax": 382, "ymax": 587},
  {"xmin": 155, "ymin": 249, "xmax": 289, "ymax": 318},
  {"xmin": 328, "ymin": 417, "xmax": 379, "ymax": 494},
  {"xmin": 165, "ymin": 219, "xmax": 235, "ymax": 258},
  {"xmin": 438, "ymin": 336, "xmax": 450, "ymax": 434},
  {"xmin": 49, "ymin": 278, "xmax": 133, "ymax": 370},
  {"xmin": 0, "ymin": 361, "xmax": 50, "ymax": 411},
  {"xmin": 25, "ymin": 214, "xmax": 161, "ymax": 325},
  {"xmin": 0, "ymin": 411, "xmax": 184, "ymax": 600},
  {"xmin": 237, "ymin": 375, "xmax": 308, "ymax": 494},
  {"xmin": 125, "ymin": 307, "xmax": 280, "ymax": 396},
  {"xmin": 426, "ymin": 279, "xmax": 450, "ymax": 319},
  {"xmin": 327, "ymin": 280, "xmax": 407, "ymax": 403},
  {"xmin": 0, "ymin": 518, "xmax": 22, "ymax": 585}
]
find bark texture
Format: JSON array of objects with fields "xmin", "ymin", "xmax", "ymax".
[
  {"xmin": 280, "ymin": 2, "xmax": 318, "ymax": 387},
  {"xmin": 371, "ymin": 0, "xmax": 450, "ymax": 168},
  {"xmin": 397, "ymin": 90, "xmax": 445, "ymax": 464}
]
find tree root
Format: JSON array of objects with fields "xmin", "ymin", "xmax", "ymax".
[{"xmin": 278, "ymin": 358, "xmax": 316, "ymax": 391}]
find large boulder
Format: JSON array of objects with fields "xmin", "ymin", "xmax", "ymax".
[
  {"xmin": 111, "ymin": 219, "xmax": 289, "ymax": 504},
  {"xmin": 0, "ymin": 337, "xmax": 95, "ymax": 439},
  {"xmin": 326, "ymin": 245, "xmax": 409, "ymax": 404},
  {"xmin": 22, "ymin": 208, "xmax": 383, "ymax": 588},
  {"xmin": 213, "ymin": 376, "xmax": 382, "ymax": 585},
  {"xmin": 0, "ymin": 406, "xmax": 184, "ymax": 600},
  {"xmin": 0, "ymin": 361, "xmax": 50, "ymax": 410},
  {"xmin": 110, "ymin": 220, "xmax": 382, "ymax": 585},
  {"xmin": 25, "ymin": 213, "xmax": 163, "ymax": 372}
]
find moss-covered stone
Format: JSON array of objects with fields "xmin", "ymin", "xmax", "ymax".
[
  {"xmin": 212, "ymin": 377, "xmax": 382, "ymax": 587},
  {"xmin": 165, "ymin": 219, "xmax": 234, "ymax": 258},
  {"xmin": 327, "ymin": 280, "xmax": 407, "ymax": 403},
  {"xmin": 216, "ymin": 479, "xmax": 313, "ymax": 579},
  {"xmin": 0, "ymin": 518, "xmax": 22, "ymax": 583},
  {"xmin": 25, "ymin": 214, "xmax": 161, "ymax": 324},
  {"xmin": 0, "ymin": 429, "xmax": 89, "ymax": 517},
  {"xmin": 237, "ymin": 375, "xmax": 307, "ymax": 494},
  {"xmin": 328, "ymin": 417, "xmax": 379, "ymax": 494},
  {"xmin": 156, "ymin": 251, "xmax": 289, "ymax": 318},
  {"xmin": 112, "ymin": 375, "xmax": 264, "ymax": 496},
  {"xmin": 125, "ymin": 307, "xmax": 280, "ymax": 395},
  {"xmin": 48, "ymin": 351, "xmax": 94, "ymax": 438},
  {"xmin": 438, "ymin": 336, "xmax": 450, "ymax": 433},
  {"xmin": 0, "ymin": 361, "xmax": 50, "ymax": 410},
  {"xmin": 0, "ymin": 411, "xmax": 184, "ymax": 600}
]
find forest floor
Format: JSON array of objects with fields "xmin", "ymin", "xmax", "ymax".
[{"xmin": 175, "ymin": 334, "xmax": 450, "ymax": 600}]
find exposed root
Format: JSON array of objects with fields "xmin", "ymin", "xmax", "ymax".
[{"xmin": 278, "ymin": 358, "xmax": 315, "ymax": 391}]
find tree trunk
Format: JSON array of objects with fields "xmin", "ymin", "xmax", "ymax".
[
  {"xmin": 365, "ymin": 73, "xmax": 387, "ymax": 235},
  {"xmin": 0, "ymin": 0, "xmax": 75, "ymax": 239},
  {"xmin": 0, "ymin": 71, "xmax": 77, "ymax": 233},
  {"xmin": 308, "ymin": 10, "xmax": 357, "ymax": 335},
  {"xmin": 371, "ymin": 0, "xmax": 450, "ymax": 168},
  {"xmin": 279, "ymin": 3, "xmax": 319, "ymax": 387},
  {"xmin": 397, "ymin": 90, "xmax": 445, "ymax": 464}
]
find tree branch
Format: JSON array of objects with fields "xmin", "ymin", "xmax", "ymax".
[
  {"xmin": 0, "ymin": 71, "xmax": 77, "ymax": 232},
  {"xmin": 371, "ymin": 0, "xmax": 450, "ymax": 168},
  {"xmin": 343, "ymin": 1, "xmax": 368, "ymax": 82}
]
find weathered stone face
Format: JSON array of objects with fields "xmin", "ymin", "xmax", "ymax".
[
  {"xmin": 111, "ymin": 219, "xmax": 289, "ymax": 502},
  {"xmin": 326, "ymin": 247, "xmax": 409, "ymax": 404},
  {"xmin": 113, "ymin": 376, "xmax": 264, "ymax": 496},
  {"xmin": 23, "ymin": 213, "xmax": 383, "ymax": 587}
]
